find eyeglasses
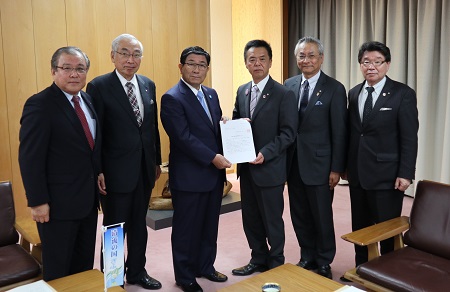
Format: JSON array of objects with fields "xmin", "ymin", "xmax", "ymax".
[
  {"xmin": 56, "ymin": 66, "xmax": 87, "ymax": 74},
  {"xmin": 297, "ymin": 54, "xmax": 320, "ymax": 61},
  {"xmin": 184, "ymin": 62, "xmax": 208, "ymax": 71},
  {"xmin": 114, "ymin": 51, "xmax": 143, "ymax": 59},
  {"xmin": 361, "ymin": 60, "xmax": 386, "ymax": 67}
]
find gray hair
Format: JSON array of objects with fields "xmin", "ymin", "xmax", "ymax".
[
  {"xmin": 111, "ymin": 34, "xmax": 144, "ymax": 53},
  {"xmin": 51, "ymin": 46, "xmax": 90, "ymax": 69},
  {"xmin": 294, "ymin": 36, "xmax": 324, "ymax": 56}
]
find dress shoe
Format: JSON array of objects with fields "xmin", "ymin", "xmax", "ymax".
[
  {"xmin": 296, "ymin": 259, "xmax": 318, "ymax": 270},
  {"xmin": 317, "ymin": 265, "xmax": 332, "ymax": 279},
  {"xmin": 127, "ymin": 273, "xmax": 162, "ymax": 290},
  {"xmin": 201, "ymin": 270, "xmax": 228, "ymax": 282},
  {"xmin": 232, "ymin": 263, "xmax": 268, "ymax": 276},
  {"xmin": 176, "ymin": 282, "xmax": 203, "ymax": 292}
]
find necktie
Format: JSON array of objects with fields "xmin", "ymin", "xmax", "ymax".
[
  {"xmin": 250, "ymin": 85, "xmax": 259, "ymax": 118},
  {"xmin": 299, "ymin": 80, "xmax": 309, "ymax": 123},
  {"xmin": 197, "ymin": 90, "xmax": 212, "ymax": 123},
  {"xmin": 363, "ymin": 86, "xmax": 375, "ymax": 124},
  {"xmin": 72, "ymin": 96, "xmax": 95, "ymax": 150},
  {"xmin": 125, "ymin": 82, "xmax": 143, "ymax": 126}
]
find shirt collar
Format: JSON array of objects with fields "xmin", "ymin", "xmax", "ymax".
[
  {"xmin": 115, "ymin": 69, "xmax": 138, "ymax": 88},
  {"xmin": 252, "ymin": 74, "xmax": 270, "ymax": 92}
]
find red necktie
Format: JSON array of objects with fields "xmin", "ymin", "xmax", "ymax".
[{"xmin": 72, "ymin": 96, "xmax": 95, "ymax": 150}]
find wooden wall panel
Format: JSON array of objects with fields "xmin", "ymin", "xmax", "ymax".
[
  {"xmin": 0, "ymin": 0, "xmax": 39, "ymax": 216},
  {"xmin": 232, "ymin": 0, "xmax": 283, "ymax": 92},
  {"xmin": 31, "ymin": 0, "xmax": 67, "ymax": 90},
  {"xmin": 0, "ymin": 10, "xmax": 12, "ymax": 184}
]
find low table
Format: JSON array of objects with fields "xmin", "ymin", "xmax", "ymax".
[
  {"xmin": 47, "ymin": 269, "xmax": 124, "ymax": 291},
  {"xmin": 146, "ymin": 191, "xmax": 241, "ymax": 230},
  {"xmin": 218, "ymin": 263, "xmax": 344, "ymax": 291}
]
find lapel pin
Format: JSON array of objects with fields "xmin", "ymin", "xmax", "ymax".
[{"xmin": 209, "ymin": 95, "xmax": 212, "ymax": 99}]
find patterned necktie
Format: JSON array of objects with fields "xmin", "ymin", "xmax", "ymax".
[
  {"xmin": 197, "ymin": 90, "xmax": 212, "ymax": 123},
  {"xmin": 363, "ymin": 86, "xmax": 375, "ymax": 124},
  {"xmin": 249, "ymin": 85, "xmax": 259, "ymax": 118},
  {"xmin": 72, "ymin": 96, "xmax": 94, "ymax": 150},
  {"xmin": 125, "ymin": 82, "xmax": 143, "ymax": 126},
  {"xmin": 299, "ymin": 80, "xmax": 309, "ymax": 123}
]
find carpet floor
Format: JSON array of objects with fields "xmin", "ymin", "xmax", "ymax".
[{"xmin": 93, "ymin": 175, "xmax": 413, "ymax": 291}]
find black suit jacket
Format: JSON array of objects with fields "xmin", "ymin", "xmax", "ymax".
[
  {"xmin": 347, "ymin": 76, "xmax": 419, "ymax": 190},
  {"xmin": 232, "ymin": 76, "xmax": 298, "ymax": 187},
  {"xmin": 86, "ymin": 71, "xmax": 162, "ymax": 193},
  {"xmin": 19, "ymin": 83, "xmax": 101, "ymax": 220},
  {"xmin": 284, "ymin": 72, "xmax": 347, "ymax": 185}
]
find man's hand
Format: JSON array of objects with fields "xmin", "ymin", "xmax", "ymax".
[
  {"xmin": 98, "ymin": 173, "xmax": 107, "ymax": 195},
  {"xmin": 221, "ymin": 116, "xmax": 230, "ymax": 124},
  {"xmin": 395, "ymin": 177, "xmax": 411, "ymax": 192},
  {"xmin": 212, "ymin": 154, "xmax": 232, "ymax": 169},
  {"xmin": 31, "ymin": 203, "xmax": 50, "ymax": 223},
  {"xmin": 329, "ymin": 171, "xmax": 340, "ymax": 190},
  {"xmin": 249, "ymin": 152, "xmax": 264, "ymax": 165}
]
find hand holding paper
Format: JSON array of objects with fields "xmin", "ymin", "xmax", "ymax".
[{"xmin": 220, "ymin": 119, "xmax": 256, "ymax": 164}]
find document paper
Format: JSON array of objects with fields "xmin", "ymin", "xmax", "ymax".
[{"xmin": 220, "ymin": 119, "xmax": 256, "ymax": 164}]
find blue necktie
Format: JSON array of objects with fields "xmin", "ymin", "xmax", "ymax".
[
  {"xmin": 299, "ymin": 80, "xmax": 309, "ymax": 123},
  {"xmin": 197, "ymin": 90, "xmax": 212, "ymax": 123}
]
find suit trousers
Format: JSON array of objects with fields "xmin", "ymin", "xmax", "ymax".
[
  {"xmin": 349, "ymin": 186, "xmax": 404, "ymax": 266},
  {"xmin": 287, "ymin": 155, "xmax": 336, "ymax": 266},
  {"xmin": 37, "ymin": 207, "xmax": 97, "ymax": 281},
  {"xmin": 100, "ymin": 157, "xmax": 151, "ymax": 281},
  {"xmin": 170, "ymin": 177, "xmax": 223, "ymax": 285},
  {"xmin": 240, "ymin": 164, "xmax": 285, "ymax": 269}
]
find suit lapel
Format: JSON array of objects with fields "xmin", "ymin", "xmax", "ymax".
[
  {"xmin": 110, "ymin": 72, "xmax": 140, "ymax": 127},
  {"xmin": 51, "ymin": 84, "xmax": 92, "ymax": 149},
  {"xmin": 251, "ymin": 77, "xmax": 274, "ymax": 120},
  {"xmin": 291, "ymin": 76, "xmax": 302, "ymax": 106},
  {"xmin": 179, "ymin": 81, "xmax": 214, "ymax": 131},
  {"xmin": 137, "ymin": 75, "xmax": 152, "ymax": 123},
  {"xmin": 301, "ymin": 73, "xmax": 326, "ymax": 123}
]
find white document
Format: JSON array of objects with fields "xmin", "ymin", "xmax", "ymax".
[
  {"xmin": 7, "ymin": 280, "xmax": 56, "ymax": 292},
  {"xmin": 220, "ymin": 119, "xmax": 256, "ymax": 164}
]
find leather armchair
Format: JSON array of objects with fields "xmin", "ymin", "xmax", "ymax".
[
  {"xmin": 341, "ymin": 180, "xmax": 450, "ymax": 292},
  {"xmin": 0, "ymin": 181, "xmax": 41, "ymax": 291}
]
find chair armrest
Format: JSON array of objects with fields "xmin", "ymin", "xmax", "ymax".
[
  {"xmin": 341, "ymin": 216, "xmax": 409, "ymax": 246},
  {"xmin": 342, "ymin": 216, "xmax": 409, "ymax": 261},
  {"xmin": 15, "ymin": 216, "xmax": 41, "ymax": 247}
]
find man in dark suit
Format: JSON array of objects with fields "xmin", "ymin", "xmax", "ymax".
[
  {"xmin": 160, "ymin": 46, "xmax": 231, "ymax": 292},
  {"xmin": 346, "ymin": 41, "xmax": 419, "ymax": 267},
  {"xmin": 284, "ymin": 36, "xmax": 347, "ymax": 279},
  {"xmin": 86, "ymin": 34, "xmax": 162, "ymax": 290},
  {"xmin": 231, "ymin": 40, "xmax": 298, "ymax": 276},
  {"xmin": 19, "ymin": 46, "xmax": 100, "ymax": 281}
]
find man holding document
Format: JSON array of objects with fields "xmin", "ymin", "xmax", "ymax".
[
  {"xmin": 231, "ymin": 39, "xmax": 298, "ymax": 275},
  {"xmin": 161, "ymin": 46, "xmax": 231, "ymax": 292}
]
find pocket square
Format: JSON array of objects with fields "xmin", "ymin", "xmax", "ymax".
[
  {"xmin": 379, "ymin": 107, "xmax": 392, "ymax": 111},
  {"xmin": 315, "ymin": 101, "xmax": 323, "ymax": 106}
]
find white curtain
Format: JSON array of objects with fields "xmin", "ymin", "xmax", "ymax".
[{"xmin": 287, "ymin": 0, "xmax": 450, "ymax": 186}]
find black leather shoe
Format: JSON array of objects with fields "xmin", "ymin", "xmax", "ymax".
[
  {"xmin": 176, "ymin": 282, "xmax": 203, "ymax": 292},
  {"xmin": 296, "ymin": 259, "xmax": 318, "ymax": 270},
  {"xmin": 317, "ymin": 265, "xmax": 332, "ymax": 279},
  {"xmin": 201, "ymin": 270, "xmax": 228, "ymax": 282},
  {"xmin": 127, "ymin": 273, "xmax": 162, "ymax": 290},
  {"xmin": 232, "ymin": 263, "xmax": 268, "ymax": 276}
]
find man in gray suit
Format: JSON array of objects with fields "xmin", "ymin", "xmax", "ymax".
[
  {"xmin": 284, "ymin": 36, "xmax": 348, "ymax": 279},
  {"xmin": 231, "ymin": 40, "xmax": 298, "ymax": 276}
]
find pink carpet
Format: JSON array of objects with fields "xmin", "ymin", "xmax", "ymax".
[{"xmin": 93, "ymin": 175, "xmax": 414, "ymax": 291}]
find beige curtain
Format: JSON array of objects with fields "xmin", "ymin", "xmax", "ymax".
[{"xmin": 287, "ymin": 0, "xmax": 450, "ymax": 186}]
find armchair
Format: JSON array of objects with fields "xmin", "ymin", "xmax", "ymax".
[
  {"xmin": 341, "ymin": 180, "xmax": 450, "ymax": 292},
  {"xmin": 0, "ymin": 181, "xmax": 41, "ymax": 291}
]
